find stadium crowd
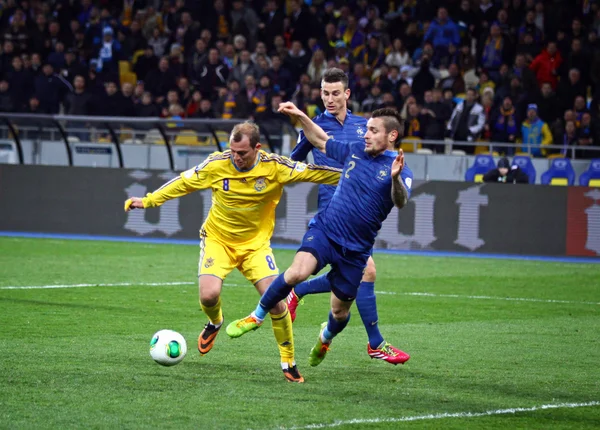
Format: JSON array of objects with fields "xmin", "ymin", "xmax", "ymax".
[{"xmin": 0, "ymin": 0, "xmax": 599, "ymax": 157}]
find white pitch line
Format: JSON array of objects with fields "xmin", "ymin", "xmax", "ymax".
[
  {"xmin": 377, "ymin": 291, "xmax": 600, "ymax": 306},
  {"xmin": 279, "ymin": 401, "xmax": 600, "ymax": 430},
  {"xmin": 1, "ymin": 283, "xmax": 598, "ymax": 306}
]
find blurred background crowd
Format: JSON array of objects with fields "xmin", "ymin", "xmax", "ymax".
[{"xmin": 0, "ymin": 0, "xmax": 599, "ymax": 156}]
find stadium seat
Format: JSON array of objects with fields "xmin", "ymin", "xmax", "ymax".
[
  {"xmin": 465, "ymin": 154, "xmax": 495, "ymax": 182},
  {"xmin": 175, "ymin": 130, "xmax": 200, "ymax": 145},
  {"xmin": 579, "ymin": 159, "xmax": 600, "ymax": 187},
  {"xmin": 143, "ymin": 128, "xmax": 165, "ymax": 145},
  {"xmin": 123, "ymin": 138, "xmax": 143, "ymax": 145},
  {"xmin": 540, "ymin": 158, "xmax": 575, "ymax": 186},
  {"xmin": 120, "ymin": 71, "xmax": 137, "ymax": 87},
  {"xmin": 118, "ymin": 60, "xmax": 131, "ymax": 74},
  {"xmin": 132, "ymin": 49, "xmax": 146, "ymax": 65},
  {"xmin": 400, "ymin": 137, "xmax": 422, "ymax": 153},
  {"xmin": 511, "ymin": 155, "xmax": 536, "ymax": 184},
  {"xmin": 66, "ymin": 136, "xmax": 80, "ymax": 143},
  {"xmin": 416, "ymin": 148, "xmax": 433, "ymax": 155}
]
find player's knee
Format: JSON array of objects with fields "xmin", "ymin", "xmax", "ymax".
[
  {"xmin": 284, "ymin": 264, "xmax": 311, "ymax": 285},
  {"xmin": 199, "ymin": 294, "xmax": 219, "ymax": 307},
  {"xmin": 362, "ymin": 258, "xmax": 377, "ymax": 282},
  {"xmin": 331, "ymin": 306, "xmax": 349, "ymax": 321}
]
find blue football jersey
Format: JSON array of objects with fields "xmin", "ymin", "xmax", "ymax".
[
  {"xmin": 290, "ymin": 110, "xmax": 367, "ymax": 210},
  {"xmin": 312, "ymin": 140, "xmax": 414, "ymax": 253}
]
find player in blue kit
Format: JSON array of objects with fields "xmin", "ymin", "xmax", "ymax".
[
  {"xmin": 226, "ymin": 100, "xmax": 413, "ymax": 368},
  {"xmin": 287, "ymin": 68, "xmax": 410, "ymax": 365}
]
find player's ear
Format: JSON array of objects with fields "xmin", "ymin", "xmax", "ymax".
[
  {"xmin": 389, "ymin": 129, "xmax": 399, "ymax": 144},
  {"xmin": 344, "ymin": 88, "xmax": 351, "ymax": 100},
  {"xmin": 255, "ymin": 142, "xmax": 262, "ymax": 151}
]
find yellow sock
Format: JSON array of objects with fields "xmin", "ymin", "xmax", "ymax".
[
  {"xmin": 270, "ymin": 308, "xmax": 295, "ymax": 366},
  {"xmin": 200, "ymin": 297, "xmax": 223, "ymax": 326}
]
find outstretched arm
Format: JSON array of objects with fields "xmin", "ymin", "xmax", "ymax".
[
  {"xmin": 391, "ymin": 150, "xmax": 409, "ymax": 209},
  {"xmin": 278, "ymin": 102, "xmax": 329, "ymax": 153}
]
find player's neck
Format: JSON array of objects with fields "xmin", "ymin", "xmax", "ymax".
[{"xmin": 334, "ymin": 109, "xmax": 348, "ymax": 125}]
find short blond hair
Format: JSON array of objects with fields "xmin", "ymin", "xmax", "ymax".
[{"xmin": 230, "ymin": 121, "xmax": 261, "ymax": 148}]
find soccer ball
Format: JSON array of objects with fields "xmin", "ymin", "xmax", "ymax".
[{"xmin": 149, "ymin": 329, "xmax": 187, "ymax": 366}]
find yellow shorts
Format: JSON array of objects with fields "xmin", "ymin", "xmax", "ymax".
[{"xmin": 198, "ymin": 231, "xmax": 279, "ymax": 285}]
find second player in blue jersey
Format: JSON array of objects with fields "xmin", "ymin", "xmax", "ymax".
[{"xmin": 287, "ymin": 68, "xmax": 412, "ymax": 364}]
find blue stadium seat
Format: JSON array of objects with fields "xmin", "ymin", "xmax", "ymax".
[
  {"xmin": 465, "ymin": 154, "xmax": 495, "ymax": 182},
  {"xmin": 511, "ymin": 155, "xmax": 536, "ymax": 184},
  {"xmin": 540, "ymin": 158, "xmax": 575, "ymax": 186},
  {"xmin": 579, "ymin": 159, "xmax": 600, "ymax": 187}
]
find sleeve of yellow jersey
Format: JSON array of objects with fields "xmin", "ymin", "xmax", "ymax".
[
  {"xmin": 275, "ymin": 154, "xmax": 341, "ymax": 185},
  {"xmin": 141, "ymin": 155, "xmax": 215, "ymax": 208}
]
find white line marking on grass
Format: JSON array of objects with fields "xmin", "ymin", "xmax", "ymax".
[
  {"xmin": 279, "ymin": 401, "xmax": 600, "ymax": 430},
  {"xmin": 0, "ymin": 281, "xmax": 244, "ymax": 290},
  {"xmin": 377, "ymin": 291, "xmax": 600, "ymax": 306}
]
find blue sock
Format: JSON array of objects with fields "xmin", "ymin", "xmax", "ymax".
[
  {"xmin": 294, "ymin": 273, "xmax": 331, "ymax": 298},
  {"xmin": 254, "ymin": 272, "xmax": 292, "ymax": 320},
  {"xmin": 322, "ymin": 310, "xmax": 350, "ymax": 342},
  {"xmin": 356, "ymin": 282, "xmax": 384, "ymax": 349}
]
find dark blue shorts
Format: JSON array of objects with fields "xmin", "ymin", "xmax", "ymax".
[{"xmin": 298, "ymin": 227, "xmax": 371, "ymax": 301}]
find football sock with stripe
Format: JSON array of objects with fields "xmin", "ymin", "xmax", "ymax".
[
  {"xmin": 321, "ymin": 310, "xmax": 350, "ymax": 343},
  {"xmin": 356, "ymin": 282, "xmax": 384, "ymax": 349},
  {"xmin": 270, "ymin": 308, "xmax": 295, "ymax": 367},
  {"xmin": 293, "ymin": 273, "xmax": 331, "ymax": 298},
  {"xmin": 253, "ymin": 272, "xmax": 293, "ymax": 321},
  {"xmin": 201, "ymin": 296, "xmax": 223, "ymax": 328}
]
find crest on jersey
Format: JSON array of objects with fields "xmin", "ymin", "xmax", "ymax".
[
  {"xmin": 377, "ymin": 168, "xmax": 390, "ymax": 181},
  {"xmin": 357, "ymin": 126, "xmax": 365, "ymax": 137},
  {"xmin": 254, "ymin": 177, "xmax": 267, "ymax": 192}
]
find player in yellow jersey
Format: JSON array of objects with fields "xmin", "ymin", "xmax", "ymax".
[{"xmin": 124, "ymin": 122, "xmax": 341, "ymax": 383}]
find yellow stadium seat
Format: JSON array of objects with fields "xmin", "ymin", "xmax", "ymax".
[
  {"xmin": 400, "ymin": 137, "xmax": 422, "ymax": 153},
  {"xmin": 175, "ymin": 130, "xmax": 200, "ymax": 145},
  {"xmin": 547, "ymin": 153, "xmax": 564, "ymax": 159},
  {"xmin": 119, "ymin": 61, "xmax": 131, "ymax": 74},
  {"xmin": 474, "ymin": 145, "xmax": 491, "ymax": 155},
  {"xmin": 588, "ymin": 179, "xmax": 600, "ymax": 187},
  {"xmin": 120, "ymin": 71, "xmax": 137, "ymax": 87},
  {"xmin": 474, "ymin": 174, "xmax": 484, "ymax": 183},
  {"xmin": 132, "ymin": 49, "xmax": 146, "ymax": 65},
  {"xmin": 550, "ymin": 178, "xmax": 568, "ymax": 186}
]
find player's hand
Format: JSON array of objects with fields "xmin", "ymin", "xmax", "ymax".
[
  {"xmin": 124, "ymin": 197, "xmax": 144, "ymax": 212},
  {"xmin": 278, "ymin": 101, "xmax": 303, "ymax": 118},
  {"xmin": 391, "ymin": 150, "xmax": 404, "ymax": 178}
]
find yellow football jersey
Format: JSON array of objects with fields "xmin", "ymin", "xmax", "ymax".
[{"xmin": 142, "ymin": 150, "xmax": 341, "ymax": 247}]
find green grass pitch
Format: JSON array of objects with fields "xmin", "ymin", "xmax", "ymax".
[{"xmin": 0, "ymin": 237, "xmax": 599, "ymax": 429}]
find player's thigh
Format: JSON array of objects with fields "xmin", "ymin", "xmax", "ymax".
[
  {"xmin": 362, "ymin": 254, "xmax": 376, "ymax": 282},
  {"xmin": 288, "ymin": 227, "xmax": 334, "ymax": 283},
  {"xmin": 198, "ymin": 236, "xmax": 237, "ymax": 284},
  {"xmin": 238, "ymin": 243, "xmax": 279, "ymax": 286},
  {"xmin": 329, "ymin": 250, "xmax": 370, "ymax": 303}
]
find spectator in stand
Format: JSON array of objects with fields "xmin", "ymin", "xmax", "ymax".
[
  {"xmin": 411, "ymin": 56, "xmax": 435, "ymax": 101},
  {"xmin": 147, "ymin": 28, "xmax": 168, "ymax": 58},
  {"xmin": 267, "ymin": 54, "xmax": 294, "ymax": 99},
  {"xmin": 490, "ymin": 96, "xmax": 520, "ymax": 154},
  {"xmin": 289, "ymin": 0, "xmax": 317, "ymax": 47},
  {"xmin": 307, "ymin": 49, "xmax": 327, "ymax": 84},
  {"xmin": 480, "ymin": 88, "xmax": 495, "ymax": 141},
  {"xmin": 360, "ymin": 85, "xmax": 383, "ymax": 113},
  {"xmin": 185, "ymin": 91, "xmax": 202, "ymax": 117},
  {"xmin": 404, "ymin": 103, "xmax": 423, "ymax": 139},
  {"xmin": 354, "ymin": 34, "xmax": 385, "ymax": 76},
  {"xmin": 521, "ymin": 103, "xmax": 552, "ymax": 157},
  {"xmin": 447, "ymin": 88, "xmax": 486, "ymax": 153},
  {"xmin": 144, "ymin": 57, "xmax": 177, "ymax": 104},
  {"xmin": 536, "ymin": 82, "xmax": 559, "ymax": 125},
  {"xmin": 215, "ymin": 79, "xmax": 250, "ymax": 119},
  {"xmin": 385, "ymin": 38, "xmax": 411, "ymax": 68},
  {"xmin": 561, "ymin": 38, "xmax": 590, "ymax": 87},
  {"xmin": 424, "ymin": 7, "xmax": 461, "ymax": 67},
  {"xmin": 483, "ymin": 157, "xmax": 529, "ymax": 183},
  {"xmin": 518, "ymin": 10, "xmax": 544, "ymax": 45},
  {"xmin": 136, "ymin": 91, "xmax": 160, "ymax": 117},
  {"xmin": 478, "ymin": 23, "xmax": 511, "ymax": 82},
  {"xmin": 439, "ymin": 63, "xmax": 466, "ymax": 95},
  {"xmin": 0, "ymin": 80, "xmax": 14, "ymax": 112},
  {"xmin": 285, "ymin": 40, "xmax": 311, "ymax": 83},
  {"xmin": 258, "ymin": 0, "xmax": 284, "ymax": 51},
  {"xmin": 94, "ymin": 26, "xmax": 121, "ymax": 75},
  {"xmin": 195, "ymin": 48, "xmax": 229, "ymax": 101},
  {"xmin": 557, "ymin": 68, "xmax": 587, "ymax": 113},
  {"xmin": 231, "ymin": 50, "xmax": 260, "ymax": 87},
  {"xmin": 64, "ymin": 75, "xmax": 92, "ymax": 116},
  {"xmin": 576, "ymin": 113, "xmax": 600, "ymax": 159},
  {"xmin": 476, "ymin": 69, "xmax": 496, "ymax": 97},
  {"xmin": 339, "ymin": 15, "xmax": 365, "ymax": 52},
  {"xmin": 6, "ymin": 56, "xmax": 34, "ymax": 111},
  {"xmin": 529, "ymin": 41, "xmax": 562, "ymax": 90},
  {"xmin": 134, "ymin": 46, "xmax": 158, "ymax": 82},
  {"xmin": 421, "ymin": 88, "xmax": 452, "ymax": 146},
  {"xmin": 553, "ymin": 120, "xmax": 579, "ymax": 158},
  {"xmin": 34, "ymin": 63, "xmax": 69, "ymax": 114},
  {"xmin": 194, "ymin": 99, "xmax": 215, "ymax": 119}
]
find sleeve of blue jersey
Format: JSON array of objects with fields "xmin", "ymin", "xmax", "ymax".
[
  {"xmin": 290, "ymin": 130, "xmax": 312, "ymax": 161},
  {"xmin": 325, "ymin": 138, "xmax": 352, "ymax": 164}
]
